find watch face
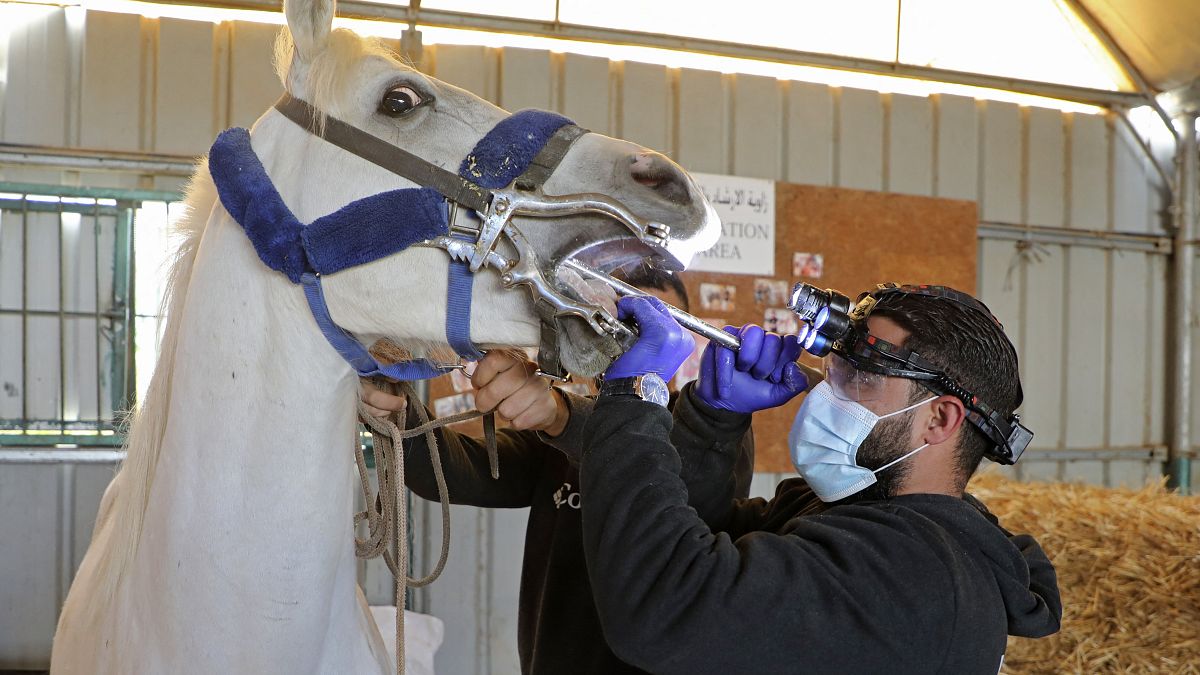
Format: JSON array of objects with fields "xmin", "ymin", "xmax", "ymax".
[{"xmin": 638, "ymin": 373, "xmax": 670, "ymax": 407}]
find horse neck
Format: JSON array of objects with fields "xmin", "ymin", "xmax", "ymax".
[
  {"xmin": 163, "ymin": 208, "xmax": 355, "ymax": 481},
  {"xmin": 139, "ymin": 195, "xmax": 360, "ymax": 582},
  {"xmin": 113, "ymin": 203, "xmax": 382, "ymax": 668}
]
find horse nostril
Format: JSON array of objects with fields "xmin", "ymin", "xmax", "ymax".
[{"xmin": 629, "ymin": 153, "xmax": 690, "ymax": 205}]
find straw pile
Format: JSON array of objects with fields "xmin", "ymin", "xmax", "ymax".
[{"xmin": 968, "ymin": 471, "xmax": 1200, "ymax": 674}]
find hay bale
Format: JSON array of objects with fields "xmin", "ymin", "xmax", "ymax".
[{"xmin": 968, "ymin": 471, "xmax": 1200, "ymax": 674}]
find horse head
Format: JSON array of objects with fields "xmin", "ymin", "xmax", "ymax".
[{"xmin": 250, "ymin": 0, "xmax": 720, "ymax": 378}]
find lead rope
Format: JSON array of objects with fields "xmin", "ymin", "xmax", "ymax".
[{"xmin": 353, "ymin": 380, "xmax": 498, "ymax": 675}]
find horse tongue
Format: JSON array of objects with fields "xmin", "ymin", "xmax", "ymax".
[{"xmin": 556, "ymin": 268, "xmax": 619, "ymax": 318}]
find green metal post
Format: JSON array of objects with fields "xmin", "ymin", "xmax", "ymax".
[
  {"xmin": 111, "ymin": 204, "xmax": 135, "ymax": 420},
  {"xmin": 1166, "ymin": 457, "xmax": 1192, "ymax": 495}
]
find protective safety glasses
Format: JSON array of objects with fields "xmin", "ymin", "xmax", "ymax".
[{"xmin": 823, "ymin": 353, "xmax": 892, "ymax": 403}]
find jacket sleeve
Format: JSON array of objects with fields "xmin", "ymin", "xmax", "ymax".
[
  {"xmin": 535, "ymin": 388, "xmax": 595, "ymax": 465},
  {"xmin": 963, "ymin": 492, "xmax": 1063, "ymax": 637},
  {"xmin": 669, "ymin": 382, "xmax": 756, "ymax": 521},
  {"xmin": 542, "ymin": 385, "xmax": 756, "ymax": 524},
  {"xmin": 579, "ymin": 396, "xmax": 961, "ymax": 675},
  {"xmin": 400, "ymin": 402, "xmax": 547, "ymax": 508}
]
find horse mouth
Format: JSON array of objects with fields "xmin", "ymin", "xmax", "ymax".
[
  {"xmin": 553, "ymin": 236, "xmax": 669, "ymax": 319},
  {"xmin": 567, "ymin": 236, "xmax": 669, "ymax": 277},
  {"xmin": 556, "ymin": 267, "xmax": 620, "ymax": 318}
]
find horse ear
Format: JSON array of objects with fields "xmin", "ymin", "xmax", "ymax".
[{"xmin": 284, "ymin": 0, "xmax": 335, "ymax": 61}]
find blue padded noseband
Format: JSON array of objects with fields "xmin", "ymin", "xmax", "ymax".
[
  {"xmin": 209, "ymin": 104, "xmax": 574, "ymax": 380},
  {"xmin": 210, "ymin": 127, "xmax": 449, "ymax": 284}
]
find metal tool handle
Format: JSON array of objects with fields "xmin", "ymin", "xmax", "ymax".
[
  {"xmin": 561, "ymin": 260, "xmax": 827, "ymax": 387},
  {"xmin": 560, "ymin": 260, "xmax": 741, "ymax": 351}
]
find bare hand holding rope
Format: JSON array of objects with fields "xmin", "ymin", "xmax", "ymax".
[{"xmin": 355, "ymin": 349, "xmax": 571, "ymax": 674}]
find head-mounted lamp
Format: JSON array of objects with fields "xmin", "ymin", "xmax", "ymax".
[{"xmin": 786, "ymin": 282, "xmax": 1032, "ymax": 465}]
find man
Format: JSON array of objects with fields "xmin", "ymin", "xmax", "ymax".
[
  {"xmin": 360, "ymin": 267, "xmax": 760, "ymax": 674},
  {"xmin": 579, "ymin": 286, "xmax": 1062, "ymax": 675}
]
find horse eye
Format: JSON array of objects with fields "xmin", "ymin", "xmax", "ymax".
[{"xmin": 380, "ymin": 86, "xmax": 424, "ymax": 116}]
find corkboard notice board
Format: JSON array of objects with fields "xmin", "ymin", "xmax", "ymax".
[
  {"xmin": 678, "ymin": 183, "xmax": 977, "ymax": 473},
  {"xmin": 426, "ymin": 182, "xmax": 977, "ymax": 474}
]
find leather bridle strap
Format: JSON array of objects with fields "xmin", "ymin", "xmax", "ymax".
[
  {"xmin": 273, "ymin": 93, "xmax": 492, "ymax": 214},
  {"xmin": 508, "ymin": 124, "xmax": 588, "ymax": 381},
  {"xmin": 514, "ymin": 123, "xmax": 589, "ymax": 192}
]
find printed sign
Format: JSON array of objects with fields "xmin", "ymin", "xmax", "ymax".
[{"xmin": 690, "ymin": 173, "xmax": 775, "ymax": 275}]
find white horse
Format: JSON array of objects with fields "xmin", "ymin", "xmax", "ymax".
[{"xmin": 51, "ymin": 0, "xmax": 718, "ymax": 672}]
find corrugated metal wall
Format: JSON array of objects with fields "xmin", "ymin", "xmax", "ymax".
[{"xmin": 0, "ymin": 9, "xmax": 1174, "ymax": 673}]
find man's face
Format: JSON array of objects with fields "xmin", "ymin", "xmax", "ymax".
[
  {"xmin": 638, "ymin": 285, "xmax": 687, "ymax": 314},
  {"xmin": 827, "ymin": 316, "xmax": 927, "ymax": 502},
  {"xmin": 854, "ymin": 316, "xmax": 918, "ymax": 417}
]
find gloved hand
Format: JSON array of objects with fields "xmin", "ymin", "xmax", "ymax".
[
  {"xmin": 694, "ymin": 324, "xmax": 808, "ymax": 413},
  {"xmin": 604, "ymin": 296, "xmax": 695, "ymax": 381}
]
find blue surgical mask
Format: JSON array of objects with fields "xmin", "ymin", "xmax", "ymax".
[{"xmin": 788, "ymin": 381, "xmax": 936, "ymax": 502}]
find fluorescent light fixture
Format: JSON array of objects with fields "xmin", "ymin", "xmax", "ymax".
[
  {"xmin": 417, "ymin": 24, "xmax": 1106, "ymax": 114},
  {"xmin": 28, "ymin": 0, "xmax": 1112, "ymax": 117}
]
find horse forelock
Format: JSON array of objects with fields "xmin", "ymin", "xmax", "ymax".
[{"xmin": 274, "ymin": 26, "xmax": 405, "ymax": 121}]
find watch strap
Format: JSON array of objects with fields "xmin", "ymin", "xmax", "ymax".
[{"xmin": 598, "ymin": 376, "xmax": 640, "ymax": 398}]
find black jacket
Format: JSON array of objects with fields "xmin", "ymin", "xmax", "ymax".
[
  {"xmin": 401, "ymin": 388, "xmax": 755, "ymax": 675},
  {"xmin": 580, "ymin": 390, "xmax": 1062, "ymax": 675}
]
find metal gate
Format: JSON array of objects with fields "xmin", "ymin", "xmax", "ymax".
[{"xmin": 0, "ymin": 182, "xmax": 181, "ymax": 447}]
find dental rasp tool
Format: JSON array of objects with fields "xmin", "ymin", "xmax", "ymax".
[{"xmin": 559, "ymin": 259, "xmax": 742, "ymax": 351}]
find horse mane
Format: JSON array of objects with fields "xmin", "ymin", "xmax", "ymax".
[
  {"xmin": 90, "ymin": 160, "xmax": 213, "ymax": 607},
  {"xmin": 91, "ymin": 28, "xmax": 417, "ymax": 607},
  {"xmin": 274, "ymin": 26, "xmax": 407, "ymax": 121}
]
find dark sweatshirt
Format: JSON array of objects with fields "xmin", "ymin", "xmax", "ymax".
[
  {"xmin": 400, "ymin": 388, "xmax": 755, "ymax": 675},
  {"xmin": 580, "ymin": 393, "xmax": 1062, "ymax": 675}
]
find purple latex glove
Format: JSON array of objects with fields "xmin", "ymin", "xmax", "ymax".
[
  {"xmin": 694, "ymin": 324, "xmax": 808, "ymax": 413},
  {"xmin": 604, "ymin": 296, "xmax": 695, "ymax": 380}
]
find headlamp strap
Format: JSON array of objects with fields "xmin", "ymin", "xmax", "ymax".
[{"xmin": 868, "ymin": 283, "xmax": 1006, "ymax": 330}]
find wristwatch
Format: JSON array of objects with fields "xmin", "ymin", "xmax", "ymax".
[{"xmin": 598, "ymin": 373, "xmax": 670, "ymax": 407}]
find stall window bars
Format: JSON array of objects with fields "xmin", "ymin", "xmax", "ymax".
[{"xmin": 0, "ymin": 182, "xmax": 182, "ymax": 447}]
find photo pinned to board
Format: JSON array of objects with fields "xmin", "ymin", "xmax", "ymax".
[
  {"xmin": 449, "ymin": 368, "xmax": 473, "ymax": 393},
  {"xmin": 792, "ymin": 252, "xmax": 824, "ymax": 279},
  {"xmin": 699, "ymin": 283, "xmax": 737, "ymax": 312},
  {"xmin": 763, "ymin": 308, "xmax": 799, "ymax": 336},
  {"xmin": 434, "ymin": 392, "xmax": 476, "ymax": 419},
  {"xmin": 753, "ymin": 278, "xmax": 789, "ymax": 306}
]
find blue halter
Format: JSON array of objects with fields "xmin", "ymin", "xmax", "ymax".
[{"xmin": 207, "ymin": 105, "xmax": 573, "ymax": 380}]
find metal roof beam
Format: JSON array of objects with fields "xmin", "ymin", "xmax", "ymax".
[
  {"xmin": 0, "ymin": 142, "xmax": 196, "ymax": 175},
  {"xmin": 1160, "ymin": 77, "xmax": 1200, "ymax": 117},
  {"xmin": 1060, "ymin": 0, "xmax": 1177, "ymax": 141}
]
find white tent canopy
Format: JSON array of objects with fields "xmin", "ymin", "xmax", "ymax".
[{"xmin": 377, "ymin": 0, "xmax": 1199, "ymax": 99}]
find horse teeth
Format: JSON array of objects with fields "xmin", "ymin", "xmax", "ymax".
[{"xmin": 556, "ymin": 268, "xmax": 619, "ymax": 317}]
